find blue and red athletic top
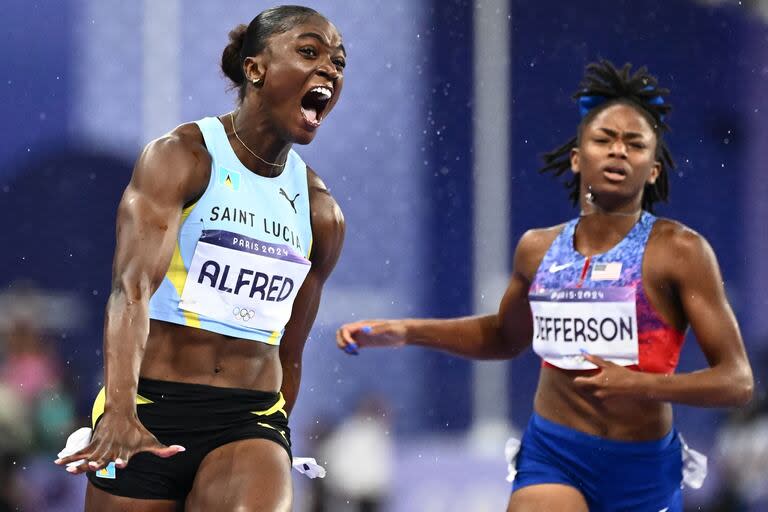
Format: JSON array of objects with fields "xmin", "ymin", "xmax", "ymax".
[{"xmin": 529, "ymin": 212, "xmax": 685, "ymax": 374}]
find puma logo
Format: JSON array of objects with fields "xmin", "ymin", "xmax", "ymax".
[{"xmin": 279, "ymin": 188, "xmax": 300, "ymax": 213}]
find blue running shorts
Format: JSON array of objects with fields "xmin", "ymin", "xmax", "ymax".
[{"xmin": 512, "ymin": 413, "xmax": 683, "ymax": 512}]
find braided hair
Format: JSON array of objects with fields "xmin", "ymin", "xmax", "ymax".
[{"xmin": 539, "ymin": 60, "xmax": 675, "ymax": 212}]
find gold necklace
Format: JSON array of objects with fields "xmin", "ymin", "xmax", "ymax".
[{"xmin": 229, "ymin": 111, "xmax": 285, "ymax": 169}]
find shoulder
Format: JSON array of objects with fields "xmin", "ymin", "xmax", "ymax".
[
  {"xmin": 306, "ymin": 166, "xmax": 344, "ymax": 231},
  {"xmin": 648, "ymin": 217, "xmax": 718, "ymax": 281},
  {"xmin": 306, "ymin": 166, "xmax": 345, "ymax": 270},
  {"xmin": 517, "ymin": 223, "xmax": 566, "ymax": 254},
  {"xmin": 649, "ymin": 217, "xmax": 713, "ymax": 258},
  {"xmin": 514, "ymin": 222, "xmax": 568, "ymax": 280},
  {"xmin": 140, "ymin": 122, "xmax": 209, "ymax": 169},
  {"xmin": 132, "ymin": 122, "xmax": 211, "ymax": 202}
]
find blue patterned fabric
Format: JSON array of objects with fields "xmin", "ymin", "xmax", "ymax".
[{"xmin": 530, "ymin": 212, "xmax": 685, "ymax": 373}]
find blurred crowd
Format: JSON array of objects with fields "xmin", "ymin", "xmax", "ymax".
[
  {"xmin": 305, "ymin": 396, "xmax": 394, "ymax": 512},
  {"xmin": 706, "ymin": 351, "xmax": 768, "ymax": 512},
  {"xmin": 0, "ymin": 284, "xmax": 86, "ymax": 511}
]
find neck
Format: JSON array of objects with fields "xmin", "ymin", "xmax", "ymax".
[
  {"xmin": 228, "ymin": 100, "xmax": 292, "ymax": 177},
  {"xmin": 575, "ymin": 201, "xmax": 642, "ymax": 256},
  {"xmin": 578, "ymin": 186, "xmax": 643, "ymax": 217}
]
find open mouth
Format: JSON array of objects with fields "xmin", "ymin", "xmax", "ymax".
[
  {"xmin": 602, "ymin": 166, "xmax": 628, "ymax": 182},
  {"xmin": 300, "ymin": 86, "xmax": 333, "ymax": 128}
]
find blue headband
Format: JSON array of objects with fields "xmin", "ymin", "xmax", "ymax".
[{"xmin": 578, "ymin": 89, "xmax": 665, "ymax": 119}]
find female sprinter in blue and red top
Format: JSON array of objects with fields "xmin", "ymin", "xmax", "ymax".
[{"xmin": 337, "ymin": 61, "xmax": 753, "ymax": 512}]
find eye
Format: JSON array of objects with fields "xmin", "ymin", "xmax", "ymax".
[
  {"xmin": 333, "ymin": 58, "xmax": 346, "ymax": 70},
  {"xmin": 593, "ymin": 138, "xmax": 610, "ymax": 144},
  {"xmin": 298, "ymin": 47, "xmax": 317, "ymax": 58},
  {"xmin": 630, "ymin": 142, "xmax": 646, "ymax": 149}
]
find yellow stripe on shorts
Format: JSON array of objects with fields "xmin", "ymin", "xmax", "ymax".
[
  {"xmin": 256, "ymin": 422, "xmax": 288, "ymax": 443},
  {"xmin": 91, "ymin": 387, "xmax": 154, "ymax": 428},
  {"xmin": 251, "ymin": 392, "xmax": 287, "ymax": 418}
]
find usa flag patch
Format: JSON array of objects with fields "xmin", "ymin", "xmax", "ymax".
[{"xmin": 591, "ymin": 262, "xmax": 622, "ymax": 281}]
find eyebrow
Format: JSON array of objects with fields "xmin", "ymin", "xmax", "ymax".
[
  {"xmin": 598, "ymin": 127, "xmax": 646, "ymax": 139},
  {"xmin": 297, "ymin": 32, "xmax": 346, "ymax": 56}
]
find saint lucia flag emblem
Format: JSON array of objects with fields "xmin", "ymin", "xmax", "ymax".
[
  {"xmin": 219, "ymin": 169, "xmax": 241, "ymax": 191},
  {"xmin": 96, "ymin": 462, "xmax": 116, "ymax": 479}
]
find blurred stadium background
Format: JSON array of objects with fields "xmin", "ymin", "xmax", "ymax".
[{"xmin": 2, "ymin": 0, "xmax": 767, "ymax": 510}]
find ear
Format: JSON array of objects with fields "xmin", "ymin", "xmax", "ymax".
[
  {"xmin": 570, "ymin": 147, "xmax": 581, "ymax": 175},
  {"xmin": 647, "ymin": 160, "xmax": 661, "ymax": 185},
  {"xmin": 242, "ymin": 56, "xmax": 267, "ymax": 84}
]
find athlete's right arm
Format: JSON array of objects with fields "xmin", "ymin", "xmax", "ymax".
[
  {"xmin": 336, "ymin": 228, "xmax": 552, "ymax": 360},
  {"xmin": 55, "ymin": 125, "xmax": 210, "ymax": 474}
]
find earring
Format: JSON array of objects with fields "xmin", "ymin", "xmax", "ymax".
[
  {"xmin": 252, "ymin": 77, "xmax": 263, "ymax": 86},
  {"xmin": 585, "ymin": 185, "xmax": 595, "ymax": 203}
]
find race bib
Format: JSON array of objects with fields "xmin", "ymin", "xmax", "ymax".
[
  {"xmin": 179, "ymin": 230, "xmax": 311, "ymax": 331},
  {"xmin": 530, "ymin": 287, "xmax": 638, "ymax": 370}
]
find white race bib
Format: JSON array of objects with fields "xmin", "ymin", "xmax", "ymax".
[
  {"xmin": 179, "ymin": 230, "xmax": 311, "ymax": 331},
  {"xmin": 530, "ymin": 287, "xmax": 638, "ymax": 370}
]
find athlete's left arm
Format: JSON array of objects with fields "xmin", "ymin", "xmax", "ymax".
[
  {"xmin": 577, "ymin": 227, "xmax": 754, "ymax": 407},
  {"xmin": 279, "ymin": 170, "xmax": 345, "ymax": 414}
]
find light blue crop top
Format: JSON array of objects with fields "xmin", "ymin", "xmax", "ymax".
[{"xmin": 148, "ymin": 116, "xmax": 313, "ymax": 345}]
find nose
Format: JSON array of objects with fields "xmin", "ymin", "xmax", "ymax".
[
  {"xmin": 317, "ymin": 59, "xmax": 340, "ymax": 83},
  {"xmin": 608, "ymin": 140, "xmax": 628, "ymax": 159}
]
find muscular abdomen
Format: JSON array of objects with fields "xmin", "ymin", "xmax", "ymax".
[{"xmin": 140, "ymin": 319, "xmax": 282, "ymax": 392}]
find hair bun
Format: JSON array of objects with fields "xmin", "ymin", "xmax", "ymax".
[{"xmin": 221, "ymin": 24, "xmax": 248, "ymax": 86}]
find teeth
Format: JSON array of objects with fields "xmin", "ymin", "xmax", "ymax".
[{"xmin": 310, "ymin": 86, "xmax": 332, "ymax": 99}]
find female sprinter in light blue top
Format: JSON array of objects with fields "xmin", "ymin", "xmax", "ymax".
[{"xmin": 56, "ymin": 6, "xmax": 346, "ymax": 511}]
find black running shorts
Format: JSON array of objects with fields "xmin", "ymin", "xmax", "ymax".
[{"xmin": 86, "ymin": 378, "xmax": 291, "ymax": 500}]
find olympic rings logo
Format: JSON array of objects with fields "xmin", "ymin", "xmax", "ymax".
[{"xmin": 232, "ymin": 307, "xmax": 256, "ymax": 322}]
